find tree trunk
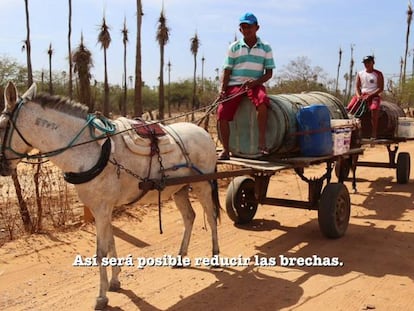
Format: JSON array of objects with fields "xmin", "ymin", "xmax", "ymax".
[
  {"xmin": 79, "ymin": 71, "xmax": 91, "ymax": 111},
  {"xmin": 34, "ymin": 161, "xmax": 43, "ymax": 232},
  {"xmin": 11, "ymin": 170, "xmax": 32, "ymax": 233},
  {"xmin": 192, "ymin": 54, "xmax": 197, "ymax": 121},
  {"xmin": 167, "ymin": 62, "xmax": 171, "ymax": 117},
  {"xmin": 403, "ymin": 4, "xmax": 413, "ymax": 85},
  {"xmin": 134, "ymin": 0, "xmax": 143, "ymax": 117},
  {"xmin": 159, "ymin": 45, "xmax": 165, "ymax": 120},
  {"xmin": 335, "ymin": 48, "xmax": 342, "ymax": 95},
  {"xmin": 103, "ymin": 48, "xmax": 110, "ymax": 116},
  {"xmin": 49, "ymin": 50, "xmax": 53, "ymax": 94},
  {"xmin": 123, "ymin": 41, "xmax": 127, "ymax": 116},
  {"xmin": 68, "ymin": 0, "xmax": 73, "ymax": 99},
  {"xmin": 24, "ymin": 0, "xmax": 33, "ymax": 86},
  {"xmin": 346, "ymin": 45, "xmax": 354, "ymax": 102}
]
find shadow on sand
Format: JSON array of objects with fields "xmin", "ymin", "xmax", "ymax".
[{"xmin": 107, "ymin": 176, "xmax": 414, "ymax": 310}]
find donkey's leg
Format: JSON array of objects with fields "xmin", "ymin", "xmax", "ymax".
[
  {"xmin": 173, "ymin": 186, "xmax": 195, "ymax": 257},
  {"xmin": 192, "ymin": 181, "xmax": 220, "ymax": 256},
  {"xmin": 92, "ymin": 206, "xmax": 113, "ymax": 310},
  {"xmin": 108, "ymin": 230, "xmax": 121, "ymax": 291}
]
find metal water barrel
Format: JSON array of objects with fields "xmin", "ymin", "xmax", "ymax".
[
  {"xmin": 226, "ymin": 91, "xmax": 348, "ymax": 158},
  {"xmin": 359, "ymin": 101, "xmax": 405, "ymax": 138}
]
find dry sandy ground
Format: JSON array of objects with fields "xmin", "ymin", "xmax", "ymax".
[{"xmin": 1, "ymin": 141, "xmax": 414, "ymax": 311}]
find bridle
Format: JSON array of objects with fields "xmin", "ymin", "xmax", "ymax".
[
  {"xmin": 0, "ymin": 97, "xmax": 34, "ymax": 171},
  {"xmin": 0, "ymin": 96, "xmax": 116, "ymax": 174}
]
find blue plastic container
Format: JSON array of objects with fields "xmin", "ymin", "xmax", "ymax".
[{"xmin": 296, "ymin": 104, "xmax": 333, "ymax": 156}]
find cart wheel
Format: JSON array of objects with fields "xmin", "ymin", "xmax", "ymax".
[
  {"xmin": 334, "ymin": 159, "xmax": 351, "ymax": 180},
  {"xmin": 396, "ymin": 152, "xmax": 410, "ymax": 184},
  {"xmin": 318, "ymin": 183, "xmax": 350, "ymax": 239},
  {"xmin": 226, "ymin": 176, "xmax": 258, "ymax": 224}
]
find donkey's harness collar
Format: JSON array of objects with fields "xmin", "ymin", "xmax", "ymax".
[{"xmin": 63, "ymin": 138, "xmax": 111, "ymax": 184}]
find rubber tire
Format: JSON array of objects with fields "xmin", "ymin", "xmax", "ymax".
[
  {"xmin": 225, "ymin": 176, "xmax": 258, "ymax": 224},
  {"xmin": 396, "ymin": 152, "xmax": 410, "ymax": 184},
  {"xmin": 318, "ymin": 183, "xmax": 350, "ymax": 239}
]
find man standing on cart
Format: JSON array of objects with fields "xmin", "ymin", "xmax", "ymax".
[
  {"xmin": 347, "ymin": 55, "xmax": 384, "ymax": 139},
  {"xmin": 217, "ymin": 12, "xmax": 275, "ymax": 160}
]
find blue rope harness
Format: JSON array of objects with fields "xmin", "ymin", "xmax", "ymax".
[{"xmin": 3, "ymin": 98, "xmax": 115, "ymax": 160}]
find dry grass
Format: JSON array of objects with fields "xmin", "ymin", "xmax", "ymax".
[{"xmin": 0, "ymin": 161, "xmax": 83, "ymax": 245}]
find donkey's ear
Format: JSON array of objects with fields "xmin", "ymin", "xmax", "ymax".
[
  {"xmin": 4, "ymin": 82, "xmax": 18, "ymax": 111},
  {"xmin": 21, "ymin": 83, "xmax": 37, "ymax": 100}
]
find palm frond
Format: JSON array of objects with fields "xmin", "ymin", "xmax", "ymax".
[{"xmin": 98, "ymin": 17, "xmax": 111, "ymax": 49}]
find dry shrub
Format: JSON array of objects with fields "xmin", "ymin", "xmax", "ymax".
[{"xmin": 0, "ymin": 161, "xmax": 82, "ymax": 245}]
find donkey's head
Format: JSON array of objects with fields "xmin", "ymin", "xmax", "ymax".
[{"xmin": 0, "ymin": 82, "xmax": 37, "ymax": 175}]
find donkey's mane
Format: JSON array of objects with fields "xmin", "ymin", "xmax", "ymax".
[{"xmin": 32, "ymin": 93, "xmax": 89, "ymax": 119}]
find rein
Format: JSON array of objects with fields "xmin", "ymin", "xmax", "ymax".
[
  {"xmin": 0, "ymin": 97, "xmax": 116, "ymax": 184},
  {"xmin": 1, "ymin": 98, "xmax": 115, "ymax": 161}
]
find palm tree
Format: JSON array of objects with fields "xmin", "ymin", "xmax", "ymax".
[
  {"xmin": 400, "ymin": 56, "xmax": 404, "ymax": 85},
  {"xmin": 167, "ymin": 60, "xmax": 172, "ymax": 117},
  {"xmin": 23, "ymin": 0, "xmax": 33, "ymax": 86},
  {"xmin": 201, "ymin": 55, "xmax": 205, "ymax": 92},
  {"xmin": 335, "ymin": 47, "xmax": 342, "ymax": 95},
  {"xmin": 135, "ymin": 0, "xmax": 144, "ymax": 117},
  {"xmin": 48, "ymin": 43, "xmax": 53, "ymax": 94},
  {"xmin": 13, "ymin": 0, "xmax": 33, "ymax": 233},
  {"xmin": 347, "ymin": 44, "xmax": 355, "ymax": 101},
  {"xmin": 403, "ymin": 1, "xmax": 413, "ymax": 85},
  {"xmin": 344, "ymin": 73, "xmax": 349, "ymax": 96},
  {"xmin": 12, "ymin": 170, "xmax": 32, "ymax": 232},
  {"xmin": 73, "ymin": 34, "xmax": 94, "ymax": 222},
  {"xmin": 98, "ymin": 16, "xmax": 111, "ymax": 117},
  {"xmin": 68, "ymin": 0, "xmax": 73, "ymax": 99},
  {"xmin": 73, "ymin": 34, "xmax": 93, "ymax": 111},
  {"xmin": 190, "ymin": 32, "xmax": 200, "ymax": 121},
  {"xmin": 121, "ymin": 17, "xmax": 129, "ymax": 116},
  {"xmin": 156, "ymin": 7, "xmax": 170, "ymax": 121}
]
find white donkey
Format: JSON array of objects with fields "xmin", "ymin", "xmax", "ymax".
[{"xmin": 0, "ymin": 82, "xmax": 220, "ymax": 310}]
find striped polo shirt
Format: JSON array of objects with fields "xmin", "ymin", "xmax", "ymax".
[{"xmin": 224, "ymin": 37, "xmax": 275, "ymax": 86}]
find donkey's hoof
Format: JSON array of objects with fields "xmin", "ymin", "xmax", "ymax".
[
  {"xmin": 95, "ymin": 296, "xmax": 108, "ymax": 310},
  {"xmin": 109, "ymin": 280, "xmax": 121, "ymax": 291}
]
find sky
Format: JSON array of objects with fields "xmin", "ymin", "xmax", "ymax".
[{"xmin": 0, "ymin": 0, "xmax": 411, "ymax": 91}]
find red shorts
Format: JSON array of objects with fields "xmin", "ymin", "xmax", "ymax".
[
  {"xmin": 347, "ymin": 94, "xmax": 381, "ymax": 111},
  {"xmin": 217, "ymin": 85, "xmax": 270, "ymax": 121}
]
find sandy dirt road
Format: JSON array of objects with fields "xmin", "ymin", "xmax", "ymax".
[{"xmin": 0, "ymin": 141, "xmax": 414, "ymax": 311}]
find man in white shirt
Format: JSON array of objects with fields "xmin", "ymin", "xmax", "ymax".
[{"xmin": 347, "ymin": 55, "xmax": 384, "ymax": 139}]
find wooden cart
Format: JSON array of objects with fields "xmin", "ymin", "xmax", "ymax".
[
  {"xmin": 140, "ymin": 148, "xmax": 364, "ymax": 239},
  {"xmin": 335, "ymin": 138, "xmax": 412, "ymax": 184}
]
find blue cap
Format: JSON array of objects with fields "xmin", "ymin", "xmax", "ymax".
[{"xmin": 239, "ymin": 12, "xmax": 258, "ymax": 25}]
